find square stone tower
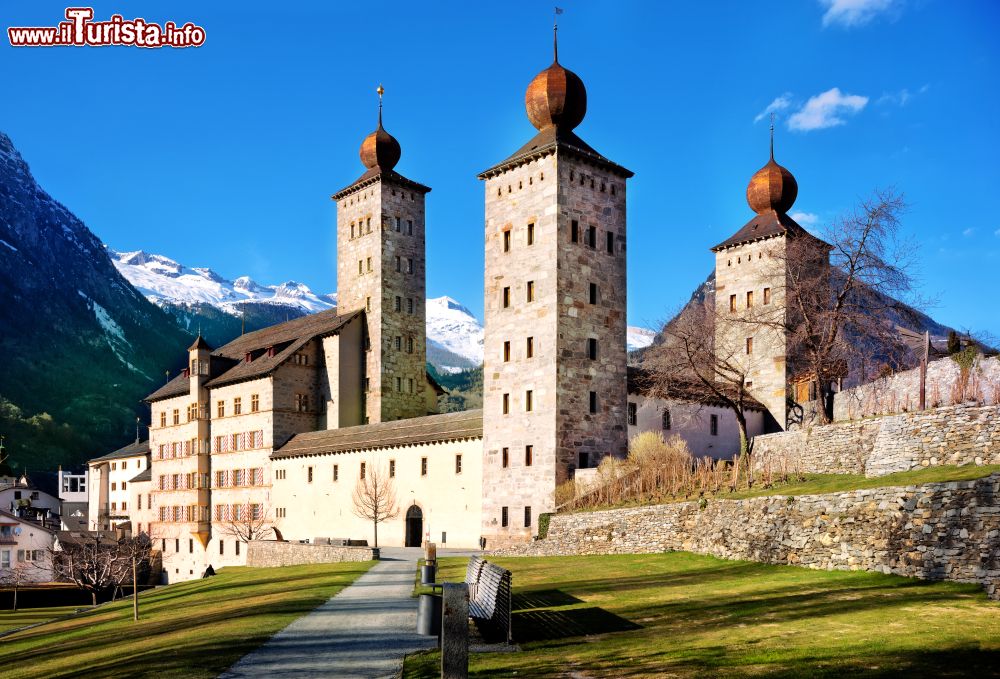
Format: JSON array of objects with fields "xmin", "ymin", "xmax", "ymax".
[
  {"xmin": 711, "ymin": 136, "xmax": 829, "ymax": 431},
  {"xmin": 478, "ymin": 37, "xmax": 633, "ymax": 545},
  {"xmin": 333, "ymin": 93, "xmax": 431, "ymax": 424}
]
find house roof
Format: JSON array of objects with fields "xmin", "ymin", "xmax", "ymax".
[
  {"xmin": 478, "ymin": 127, "xmax": 633, "ymax": 180},
  {"xmin": 627, "ymin": 366, "xmax": 767, "ymax": 412},
  {"xmin": 272, "ymin": 409, "xmax": 484, "ymax": 460},
  {"xmin": 331, "ymin": 167, "xmax": 431, "ymax": 201},
  {"xmin": 130, "ymin": 468, "xmax": 152, "ymax": 484},
  {"xmin": 89, "ymin": 439, "xmax": 150, "ymax": 464},
  {"xmin": 0, "ymin": 508, "xmax": 57, "ymax": 534},
  {"xmin": 145, "ymin": 309, "xmax": 363, "ymax": 402},
  {"xmin": 711, "ymin": 210, "xmax": 831, "ymax": 252}
]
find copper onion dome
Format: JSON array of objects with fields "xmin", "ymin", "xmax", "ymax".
[
  {"xmin": 525, "ymin": 25, "xmax": 587, "ymax": 131},
  {"xmin": 359, "ymin": 85, "xmax": 401, "ymax": 171},
  {"xmin": 746, "ymin": 127, "xmax": 797, "ymax": 214}
]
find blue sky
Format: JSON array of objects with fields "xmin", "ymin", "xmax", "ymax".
[{"xmin": 3, "ymin": 1, "xmax": 999, "ymax": 336}]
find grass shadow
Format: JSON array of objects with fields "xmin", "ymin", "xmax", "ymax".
[
  {"xmin": 512, "ymin": 607, "xmax": 642, "ymax": 642},
  {"xmin": 512, "ymin": 589, "xmax": 582, "ymax": 610}
]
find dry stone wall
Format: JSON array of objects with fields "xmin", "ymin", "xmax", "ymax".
[
  {"xmin": 753, "ymin": 403, "xmax": 1000, "ymax": 477},
  {"xmin": 495, "ymin": 474, "xmax": 1000, "ymax": 599},
  {"xmin": 246, "ymin": 540, "xmax": 377, "ymax": 567}
]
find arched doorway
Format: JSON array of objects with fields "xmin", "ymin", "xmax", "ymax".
[{"xmin": 405, "ymin": 505, "xmax": 423, "ymax": 547}]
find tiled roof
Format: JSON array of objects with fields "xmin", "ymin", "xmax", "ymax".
[
  {"xmin": 627, "ymin": 366, "xmax": 767, "ymax": 412},
  {"xmin": 272, "ymin": 409, "xmax": 483, "ymax": 460},
  {"xmin": 332, "ymin": 167, "xmax": 431, "ymax": 201},
  {"xmin": 145, "ymin": 309, "xmax": 363, "ymax": 402},
  {"xmin": 711, "ymin": 210, "xmax": 831, "ymax": 252},
  {"xmin": 0, "ymin": 509, "xmax": 56, "ymax": 534},
  {"xmin": 478, "ymin": 127, "xmax": 633, "ymax": 179},
  {"xmin": 130, "ymin": 468, "xmax": 152, "ymax": 483},
  {"xmin": 89, "ymin": 439, "xmax": 150, "ymax": 464}
]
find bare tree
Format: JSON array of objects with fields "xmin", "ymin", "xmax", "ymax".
[
  {"xmin": 113, "ymin": 531, "xmax": 154, "ymax": 622},
  {"xmin": 351, "ymin": 460, "xmax": 398, "ymax": 548},
  {"xmin": 645, "ymin": 298, "xmax": 758, "ymax": 480},
  {"xmin": 216, "ymin": 502, "xmax": 274, "ymax": 545},
  {"xmin": 49, "ymin": 532, "xmax": 126, "ymax": 606},
  {"xmin": 773, "ymin": 188, "xmax": 918, "ymax": 422},
  {"xmin": 0, "ymin": 561, "xmax": 32, "ymax": 612}
]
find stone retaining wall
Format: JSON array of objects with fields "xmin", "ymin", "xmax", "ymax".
[
  {"xmin": 753, "ymin": 403, "xmax": 1000, "ymax": 477},
  {"xmin": 495, "ymin": 473, "xmax": 1000, "ymax": 600},
  {"xmin": 246, "ymin": 541, "xmax": 377, "ymax": 567}
]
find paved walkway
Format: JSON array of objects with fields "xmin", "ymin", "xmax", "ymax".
[{"xmin": 220, "ymin": 547, "xmax": 439, "ymax": 679}]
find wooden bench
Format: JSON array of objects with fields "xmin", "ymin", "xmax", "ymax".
[
  {"xmin": 464, "ymin": 555, "xmax": 485, "ymax": 600},
  {"xmin": 468, "ymin": 561, "xmax": 512, "ymax": 644}
]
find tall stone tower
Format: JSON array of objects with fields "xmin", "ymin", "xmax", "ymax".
[
  {"xmin": 711, "ymin": 129, "xmax": 824, "ymax": 431},
  {"xmin": 478, "ymin": 28, "xmax": 633, "ymax": 545},
  {"xmin": 333, "ymin": 87, "xmax": 431, "ymax": 424}
]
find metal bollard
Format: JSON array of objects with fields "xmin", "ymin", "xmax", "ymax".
[{"xmin": 416, "ymin": 592, "xmax": 442, "ymax": 639}]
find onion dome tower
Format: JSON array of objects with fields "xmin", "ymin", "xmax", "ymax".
[{"xmin": 359, "ymin": 85, "xmax": 402, "ymax": 172}]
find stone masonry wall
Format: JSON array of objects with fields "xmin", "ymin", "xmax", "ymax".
[
  {"xmin": 753, "ymin": 403, "xmax": 1000, "ymax": 477},
  {"xmin": 246, "ymin": 540, "xmax": 377, "ymax": 567},
  {"xmin": 495, "ymin": 474, "xmax": 1000, "ymax": 599}
]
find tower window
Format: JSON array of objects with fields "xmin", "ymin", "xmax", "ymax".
[
  {"xmin": 407, "ymin": 337, "xmax": 414, "ymax": 353},
  {"xmin": 710, "ymin": 415, "xmax": 719, "ymax": 436},
  {"xmin": 366, "ymin": 257, "xmax": 372, "ymax": 272},
  {"xmin": 395, "ymin": 256, "xmax": 401, "ymax": 272},
  {"xmin": 525, "ymin": 390, "xmax": 533, "ymax": 412},
  {"xmin": 358, "ymin": 260, "xmax": 363, "ymax": 275},
  {"xmin": 589, "ymin": 391, "xmax": 597, "ymax": 414},
  {"xmin": 502, "ymin": 287, "xmax": 510, "ymax": 308},
  {"xmin": 527, "ymin": 222, "xmax": 535, "ymax": 245},
  {"xmin": 746, "ymin": 337, "xmax": 754, "ymax": 355},
  {"xmin": 455, "ymin": 454, "xmax": 462, "ymax": 474},
  {"xmin": 501, "ymin": 506, "xmax": 509, "ymax": 528},
  {"xmin": 421, "ymin": 457, "xmax": 428, "ymax": 476},
  {"xmin": 395, "ymin": 216, "xmax": 401, "ymax": 232},
  {"xmin": 587, "ymin": 225, "xmax": 597, "ymax": 248},
  {"xmin": 333, "ymin": 465, "xmax": 339, "ymax": 481},
  {"xmin": 360, "ymin": 462, "xmax": 366, "ymax": 479},
  {"xmin": 389, "ymin": 459, "xmax": 395, "ymax": 478},
  {"xmin": 502, "ymin": 393, "xmax": 510, "ymax": 414},
  {"xmin": 729, "ymin": 295, "xmax": 737, "ymax": 312},
  {"xmin": 747, "ymin": 291, "xmax": 754, "ymax": 307},
  {"xmin": 628, "ymin": 402, "xmax": 637, "ymax": 426},
  {"xmin": 526, "ymin": 336, "xmax": 534, "ymax": 358},
  {"xmin": 407, "ymin": 258, "xmax": 414, "ymax": 274},
  {"xmin": 589, "ymin": 283, "xmax": 598, "ymax": 305},
  {"xmin": 395, "ymin": 376, "xmax": 402, "ymax": 392},
  {"xmin": 407, "ymin": 298, "xmax": 414, "ymax": 314},
  {"xmin": 587, "ymin": 338, "xmax": 598, "ymax": 360},
  {"xmin": 502, "ymin": 447, "xmax": 509, "ymax": 468},
  {"xmin": 525, "ymin": 445, "xmax": 533, "ymax": 466},
  {"xmin": 524, "ymin": 506, "xmax": 532, "ymax": 528},
  {"xmin": 526, "ymin": 281, "xmax": 535, "ymax": 302},
  {"xmin": 366, "ymin": 296, "xmax": 371, "ymax": 312},
  {"xmin": 503, "ymin": 341, "xmax": 511, "ymax": 362},
  {"xmin": 763, "ymin": 287, "xmax": 771, "ymax": 305},
  {"xmin": 307, "ymin": 466, "xmax": 313, "ymax": 483},
  {"xmin": 395, "ymin": 336, "xmax": 402, "ymax": 350},
  {"xmin": 579, "ymin": 452, "xmax": 590, "ymax": 469},
  {"xmin": 662, "ymin": 409, "xmax": 672, "ymax": 430},
  {"xmin": 571, "ymin": 220, "xmax": 579, "ymax": 243},
  {"xmin": 503, "ymin": 230, "xmax": 511, "ymax": 252},
  {"xmin": 395, "ymin": 296, "xmax": 401, "ymax": 312},
  {"xmin": 606, "ymin": 232, "xmax": 614, "ymax": 254},
  {"xmin": 611, "ymin": 184, "xmax": 616, "ymax": 196},
  {"xmin": 350, "ymin": 223, "xmax": 356, "ymax": 238},
  {"xmin": 407, "ymin": 219, "xmax": 413, "ymax": 235}
]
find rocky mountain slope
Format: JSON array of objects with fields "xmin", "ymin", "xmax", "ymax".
[{"xmin": 0, "ymin": 133, "xmax": 192, "ymax": 471}]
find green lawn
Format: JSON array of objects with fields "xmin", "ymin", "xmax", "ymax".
[
  {"xmin": 404, "ymin": 553, "xmax": 1000, "ymax": 678},
  {"xmin": 0, "ymin": 561, "xmax": 373, "ymax": 678},
  {"xmin": 0, "ymin": 605, "xmax": 80, "ymax": 634}
]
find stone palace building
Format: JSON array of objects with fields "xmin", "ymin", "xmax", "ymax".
[{"xmin": 112, "ymin": 31, "xmax": 777, "ymax": 582}]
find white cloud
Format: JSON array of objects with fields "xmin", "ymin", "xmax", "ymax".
[
  {"xmin": 963, "ymin": 228, "xmax": 975, "ymax": 237},
  {"xmin": 791, "ymin": 212, "xmax": 820, "ymax": 227},
  {"xmin": 788, "ymin": 88, "xmax": 868, "ymax": 131},
  {"xmin": 877, "ymin": 88, "xmax": 912, "ymax": 106},
  {"xmin": 754, "ymin": 93, "xmax": 793, "ymax": 124},
  {"xmin": 821, "ymin": 0, "xmax": 898, "ymax": 28},
  {"xmin": 994, "ymin": 228, "xmax": 1000, "ymax": 237}
]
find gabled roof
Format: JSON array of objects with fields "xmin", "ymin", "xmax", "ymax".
[
  {"xmin": 130, "ymin": 468, "xmax": 152, "ymax": 483},
  {"xmin": 145, "ymin": 309, "xmax": 363, "ymax": 402},
  {"xmin": 272, "ymin": 409, "xmax": 483, "ymax": 460},
  {"xmin": 89, "ymin": 439, "xmax": 150, "ymax": 464},
  {"xmin": 0, "ymin": 508, "xmax": 57, "ymax": 534},
  {"xmin": 478, "ymin": 127, "xmax": 633, "ymax": 179},
  {"xmin": 711, "ymin": 210, "xmax": 831, "ymax": 252},
  {"xmin": 331, "ymin": 167, "xmax": 431, "ymax": 201},
  {"xmin": 627, "ymin": 366, "xmax": 767, "ymax": 412}
]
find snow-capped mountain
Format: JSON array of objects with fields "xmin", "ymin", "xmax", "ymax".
[
  {"xmin": 110, "ymin": 247, "xmax": 656, "ymax": 371},
  {"xmin": 110, "ymin": 249, "xmax": 337, "ymax": 314},
  {"xmin": 627, "ymin": 326, "xmax": 656, "ymax": 352}
]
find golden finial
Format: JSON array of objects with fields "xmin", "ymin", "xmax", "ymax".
[{"xmin": 377, "ymin": 84, "xmax": 384, "ymax": 126}]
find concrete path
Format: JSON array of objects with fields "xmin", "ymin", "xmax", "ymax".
[{"xmin": 219, "ymin": 547, "xmax": 438, "ymax": 679}]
